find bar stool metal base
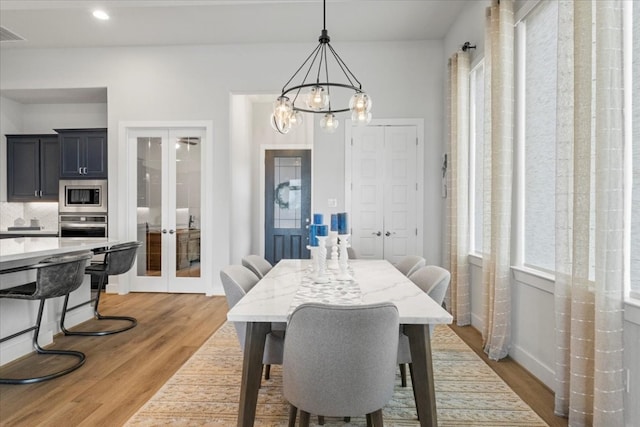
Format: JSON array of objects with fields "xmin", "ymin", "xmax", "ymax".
[
  {"xmin": 60, "ymin": 274, "xmax": 137, "ymax": 336},
  {"xmin": 0, "ymin": 299, "xmax": 86, "ymax": 385}
]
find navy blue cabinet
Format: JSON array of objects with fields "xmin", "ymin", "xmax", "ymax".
[
  {"xmin": 6, "ymin": 134, "xmax": 59, "ymax": 202},
  {"xmin": 57, "ymin": 128, "xmax": 107, "ymax": 179}
]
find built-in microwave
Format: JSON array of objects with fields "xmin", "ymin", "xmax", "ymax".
[{"xmin": 59, "ymin": 179, "xmax": 108, "ymax": 214}]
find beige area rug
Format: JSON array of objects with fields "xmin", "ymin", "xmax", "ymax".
[{"xmin": 126, "ymin": 323, "xmax": 548, "ymax": 426}]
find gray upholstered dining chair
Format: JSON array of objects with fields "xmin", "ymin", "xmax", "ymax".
[
  {"xmin": 397, "ymin": 265, "xmax": 451, "ymax": 387},
  {"xmin": 283, "ymin": 302, "xmax": 399, "ymax": 427},
  {"xmin": 394, "ymin": 255, "xmax": 426, "ymax": 277},
  {"xmin": 0, "ymin": 252, "xmax": 93, "ymax": 384},
  {"xmin": 61, "ymin": 241, "xmax": 142, "ymax": 336},
  {"xmin": 241, "ymin": 254, "xmax": 272, "ymax": 279},
  {"xmin": 220, "ymin": 265, "xmax": 283, "ymax": 381}
]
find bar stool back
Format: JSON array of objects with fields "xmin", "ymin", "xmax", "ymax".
[
  {"xmin": 0, "ymin": 252, "xmax": 93, "ymax": 384},
  {"xmin": 60, "ymin": 241, "xmax": 142, "ymax": 336}
]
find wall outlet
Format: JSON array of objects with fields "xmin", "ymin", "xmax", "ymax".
[{"xmin": 327, "ymin": 198, "xmax": 337, "ymax": 208}]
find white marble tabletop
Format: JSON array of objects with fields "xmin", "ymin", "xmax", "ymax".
[
  {"xmin": 227, "ymin": 259, "xmax": 453, "ymax": 325},
  {"xmin": 0, "ymin": 237, "xmax": 117, "ymax": 266}
]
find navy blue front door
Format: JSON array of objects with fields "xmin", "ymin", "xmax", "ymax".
[{"xmin": 264, "ymin": 149, "xmax": 311, "ymax": 264}]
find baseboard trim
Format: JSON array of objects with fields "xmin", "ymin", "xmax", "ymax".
[{"xmin": 509, "ymin": 343, "xmax": 555, "ymax": 390}]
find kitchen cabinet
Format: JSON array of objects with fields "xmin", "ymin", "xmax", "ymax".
[
  {"xmin": 57, "ymin": 128, "xmax": 108, "ymax": 178},
  {"xmin": 6, "ymin": 134, "xmax": 60, "ymax": 202}
]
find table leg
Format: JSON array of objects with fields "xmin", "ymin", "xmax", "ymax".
[
  {"xmin": 404, "ymin": 324, "xmax": 437, "ymax": 427},
  {"xmin": 237, "ymin": 321, "xmax": 270, "ymax": 427}
]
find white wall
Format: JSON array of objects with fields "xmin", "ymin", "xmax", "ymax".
[
  {"xmin": 0, "ymin": 97, "xmax": 24, "ymax": 202},
  {"xmin": 21, "ymin": 102, "xmax": 107, "ymax": 134},
  {"xmin": 311, "ymin": 41, "xmax": 445, "ymax": 265},
  {"xmin": 1, "ymin": 40, "xmax": 445, "ymax": 292},
  {"xmin": 0, "ymin": 99, "xmax": 108, "ymax": 229},
  {"xmin": 445, "ymin": 2, "xmax": 640, "ymax": 425}
]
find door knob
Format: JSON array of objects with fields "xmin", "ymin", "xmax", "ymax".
[
  {"xmin": 162, "ymin": 229, "xmax": 167, "ymax": 234},
  {"xmin": 169, "ymin": 229, "xmax": 175, "ymax": 234},
  {"xmin": 385, "ymin": 231, "xmax": 393, "ymax": 237},
  {"xmin": 372, "ymin": 231, "xmax": 382, "ymax": 236}
]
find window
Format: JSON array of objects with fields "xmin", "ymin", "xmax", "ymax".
[
  {"xmin": 520, "ymin": 0, "xmax": 558, "ymax": 272},
  {"xmin": 469, "ymin": 61, "xmax": 484, "ymax": 254},
  {"xmin": 631, "ymin": 0, "xmax": 640, "ymax": 299}
]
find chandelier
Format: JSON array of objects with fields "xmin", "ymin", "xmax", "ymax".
[{"xmin": 271, "ymin": 0, "xmax": 372, "ymax": 134}]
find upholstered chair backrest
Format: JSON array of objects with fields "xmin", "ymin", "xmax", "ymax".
[
  {"xmin": 241, "ymin": 255, "xmax": 272, "ymax": 279},
  {"xmin": 395, "ymin": 255, "xmax": 426, "ymax": 277},
  {"xmin": 283, "ymin": 302, "xmax": 399, "ymax": 418}
]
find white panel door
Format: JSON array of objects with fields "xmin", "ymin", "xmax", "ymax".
[
  {"xmin": 351, "ymin": 127, "xmax": 385, "ymax": 258},
  {"xmin": 350, "ymin": 125, "xmax": 418, "ymax": 263},
  {"xmin": 383, "ymin": 126, "xmax": 418, "ymax": 264}
]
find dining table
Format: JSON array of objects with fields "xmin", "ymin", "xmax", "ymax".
[{"xmin": 226, "ymin": 258, "xmax": 454, "ymax": 427}]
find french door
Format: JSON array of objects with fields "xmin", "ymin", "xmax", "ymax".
[
  {"xmin": 128, "ymin": 128, "xmax": 206, "ymax": 293},
  {"xmin": 349, "ymin": 125, "xmax": 419, "ymax": 264}
]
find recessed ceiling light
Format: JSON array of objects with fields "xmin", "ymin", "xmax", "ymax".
[{"xmin": 92, "ymin": 10, "xmax": 110, "ymax": 20}]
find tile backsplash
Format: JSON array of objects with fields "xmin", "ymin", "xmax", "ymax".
[{"xmin": 0, "ymin": 202, "xmax": 59, "ymax": 230}]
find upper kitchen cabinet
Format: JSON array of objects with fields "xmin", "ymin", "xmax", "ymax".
[
  {"xmin": 6, "ymin": 135, "xmax": 60, "ymax": 202},
  {"xmin": 57, "ymin": 128, "xmax": 108, "ymax": 178}
]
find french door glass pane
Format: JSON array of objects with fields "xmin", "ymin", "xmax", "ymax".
[
  {"xmin": 273, "ymin": 156, "xmax": 302, "ymax": 229},
  {"xmin": 137, "ymin": 137, "xmax": 162, "ymax": 277},
  {"xmin": 175, "ymin": 136, "xmax": 201, "ymax": 277}
]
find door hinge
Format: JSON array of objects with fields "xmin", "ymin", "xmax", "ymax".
[
  {"xmin": 351, "ymin": 138, "xmax": 354, "ymax": 146},
  {"xmin": 350, "ymin": 182, "xmax": 353, "ymax": 191},
  {"xmin": 416, "ymin": 183, "xmax": 418, "ymax": 191},
  {"xmin": 416, "ymin": 228, "xmax": 418, "ymax": 236},
  {"xmin": 416, "ymin": 137, "xmax": 418, "ymax": 146}
]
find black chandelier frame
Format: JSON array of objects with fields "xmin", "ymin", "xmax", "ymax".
[{"xmin": 277, "ymin": 0, "xmax": 366, "ymax": 115}]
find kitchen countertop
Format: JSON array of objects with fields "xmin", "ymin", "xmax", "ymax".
[
  {"xmin": 0, "ymin": 237, "xmax": 118, "ymax": 266},
  {"xmin": 0, "ymin": 229, "xmax": 58, "ymax": 236}
]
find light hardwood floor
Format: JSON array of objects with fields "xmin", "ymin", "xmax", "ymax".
[{"xmin": 0, "ymin": 293, "xmax": 567, "ymax": 426}]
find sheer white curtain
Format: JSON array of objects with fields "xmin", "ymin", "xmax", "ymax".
[
  {"xmin": 446, "ymin": 51, "xmax": 471, "ymax": 326},
  {"xmin": 481, "ymin": 0, "xmax": 514, "ymax": 361},
  {"xmin": 554, "ymin": 0, "xmax": 626, "ymax": 425}
]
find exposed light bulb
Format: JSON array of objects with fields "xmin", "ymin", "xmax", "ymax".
[
  {"xmin": 274, "ymin": 96, "xmax": 293, "ymax": 116},
  {"xmin": 320, "ymin": 113, "xmax": 339, "ymax": 133},
  {"xmin": 349, "ymin": 92, "xmax": 372, "ymax": 113},
  {"xmin": 289, "ymin": 110, "xmax": 303, "ymax": 127},
  {"xmin": 352, "ymin": 110, "xmax": 372, "ymax": 126},
  {"xmin": 306, "ymin": 85, "xmax": 329, "ymax": 111}
]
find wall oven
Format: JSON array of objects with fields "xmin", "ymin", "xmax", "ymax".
[
  {"xmin": 59, "ymin": 179, "xmax": 108, "ymax": 214},
  {"xmin": 59, "ymin": 215, "xmax": 108, "ymax": 238}
]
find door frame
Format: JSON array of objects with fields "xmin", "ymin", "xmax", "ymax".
[
  {"xmin": 259, "ymin": 144, "xmax": 313, "ymax": 259},
  {"xmin": 345, "ymin": 118, "xmax": 424, "ymax": 257},
  {"xmin": 116, "ymin": 120, "xmax": 215, "ymax": 295}
]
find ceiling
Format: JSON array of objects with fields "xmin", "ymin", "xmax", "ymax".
[
  {"xmin": 0, "ymin": 1, "xmax": 467, "ymax": 105},
  {"xmin": 0, "ymin": 0, "xmax": 467, "ymax": 49}
]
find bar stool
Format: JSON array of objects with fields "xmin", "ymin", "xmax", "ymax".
[
  {"xmin": 60, "ymin": 241, "xmax": 142, "ymax": 336},
  {"xmin": 0, "ymin": 252, "xmax": 93, "ymax": 384}
]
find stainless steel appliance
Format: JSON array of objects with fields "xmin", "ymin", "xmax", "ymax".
[
  {"xmin": 59, "ymin": 179, "xmax": 108, "ymax": 214},
  {"xmin": 58, "ymin": 214, "xmax": 108, "ymax": 238}
]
